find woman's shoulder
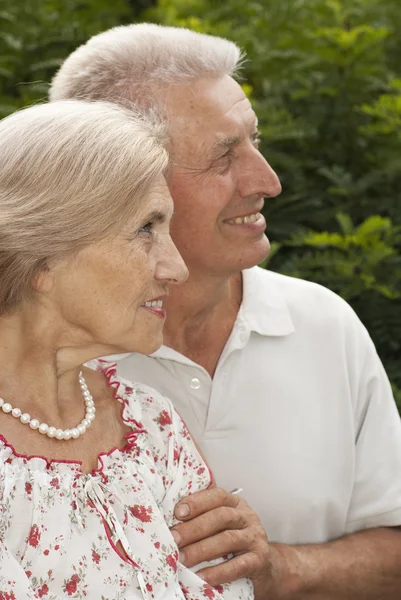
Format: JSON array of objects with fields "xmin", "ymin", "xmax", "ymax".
[{"xmin": 90, "ymin": 359, "xmax": 180, "ymax": 436}]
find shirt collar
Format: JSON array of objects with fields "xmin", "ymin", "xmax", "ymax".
[
  {"xmin": 151, "ymin": 267, "xmax": 294, "ymax": 362},
  {"xmin": 240, "ymin": 266, "xmax": 294, "ymax": 337}
]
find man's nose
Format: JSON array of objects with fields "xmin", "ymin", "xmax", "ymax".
[{"xmin": 238, "ymin": 148, "xmax": 282, "ymax": 199}]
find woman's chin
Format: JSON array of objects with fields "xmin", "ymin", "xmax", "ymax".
[
  {"xmin": 81, "ymin": 335, "xmax": 164, "ymax": 362},
  {"xmin": 111, "ymin": 338, "xmax": 163, "ymax": 357}
]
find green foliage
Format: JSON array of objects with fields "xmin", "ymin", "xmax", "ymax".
[
  {"xmin": 0, "ymin": 0, "xmax": 399, "ymax": 406},
  {"xmin": 262, "ymin": 215, "xmax": 401, "ymax": 388},
  {"xmin": 275, "ymin": 215, "xmax": 400, "ymax": 301},
  {"xmin": 0, "ymin": 0, "xmax": 132, "ymax": 116},
  {"xmin": 146, "ymin": 0, "xmax": 401, "ymax": 400}
]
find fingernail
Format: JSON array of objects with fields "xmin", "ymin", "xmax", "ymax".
[
  {"xmin": 179, "ymin": 550, "xmax": 186, "ymax": 564},
  {"xmin": 171, "ymin": 529, "xmax": 181, "ymax": 546},
  {"xmin": 175, "ymin": 503, "xmax": 190, "ymax": 518}
]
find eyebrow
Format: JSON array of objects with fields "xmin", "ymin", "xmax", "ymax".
[
  {"xmin": 142, "ymin": 209, "xmax": 174, "ymax": 223},
  {"xmin": 142, "ymin": 210, "xmax": 168, "ymax": 224},
  {"xmin": 211, "ymin": 135, "xmax": 242, "ymax": 155},
  {"xmin": 210, "ymin": 124, "xmax": 260, "ymax": 156}
]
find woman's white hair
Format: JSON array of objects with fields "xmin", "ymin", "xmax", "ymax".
[
  {"xmin": 0, "ymin": 100, "xmax": 168, "ymax": 313},
  {"xmin": 49, "ymin": 23, "xmax": 244, "ymax": 108}
]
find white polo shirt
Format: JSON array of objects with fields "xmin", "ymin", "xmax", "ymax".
[{"xmin": 115, "ymin": 267, "xmax": 401, "ymax": 544}]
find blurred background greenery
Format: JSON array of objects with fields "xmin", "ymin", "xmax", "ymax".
[{"xmin": 1, "ymin": 0, "xmax": 400, "ymax": 408}]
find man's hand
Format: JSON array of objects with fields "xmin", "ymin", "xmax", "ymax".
[{"xmin": 171, "ymin": 487, "xmax": 284, "ymax": 598}]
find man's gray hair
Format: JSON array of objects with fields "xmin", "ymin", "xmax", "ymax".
[{"xmin": 49, "ymin": 23, "xmax": 244, "ymax": 109}]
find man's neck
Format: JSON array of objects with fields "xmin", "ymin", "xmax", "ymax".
[{"xmin": 162, "ymin": 271, "xmax": 243, "ymax": 377}]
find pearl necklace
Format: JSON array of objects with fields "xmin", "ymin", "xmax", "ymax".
[{"xmin": 0, "ymin": 371, "xmax": 95, "ymax": 441}]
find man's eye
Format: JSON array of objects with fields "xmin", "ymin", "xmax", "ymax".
[
  {"xmin": 251, "ymin": 132, "xmax": 261, "ymax": 147},
  {"xmin": 217, "ymin": 149, "xmax": 235, "ymax": 163}
]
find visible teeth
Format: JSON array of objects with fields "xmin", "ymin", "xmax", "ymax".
[
  {"xmin": 229, "ymin": 213, "xmax": 260, "ymax": 225},
  {"xmin": 144, "ymin": 299, "xmax": 163, "ymax": 308}
]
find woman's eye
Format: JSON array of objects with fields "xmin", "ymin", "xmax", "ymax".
[{"xmin": 139, "ymin": 221, "xmax": 153, "ymax": 234}]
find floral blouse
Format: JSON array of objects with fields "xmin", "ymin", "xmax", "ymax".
[{"xmin": 0, "ymin": 361, "xmax": 253, "ymax": 600}]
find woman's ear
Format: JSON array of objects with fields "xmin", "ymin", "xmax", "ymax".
[{"xmin": 31, "ymin": 265, "xmax": 54, "ymax": 295}]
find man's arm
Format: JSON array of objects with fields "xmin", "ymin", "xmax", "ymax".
[
  {"xmin": 171, "ymin": 488, "xmax": 401, "ymax": 600},
  {"xmin": 272, "ymin": 526, "xmax": 401, "ymax": 599}
]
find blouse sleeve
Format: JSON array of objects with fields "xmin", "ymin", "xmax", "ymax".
[
  {"xmin": 107, "ymin": 370, "xmax": 255, "ymax": 599},
  {"xmin": 149, "ymin": 395, "xmax": 255, "ymax": 598},
  {"xmin": 136, "ymin": 387, "xmax": 213, "ymax": 526},
  {"xmin": 0, "ymin": 544, "xmax": 40, "ymax": 599},
  {"xmin": 162, "ymin": 408, "xmax": 213, "ymax": 526}
]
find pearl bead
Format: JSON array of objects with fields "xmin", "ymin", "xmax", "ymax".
[{"xmin": 0, "ymin": 371, "xmax": 95, "ymax": 442}]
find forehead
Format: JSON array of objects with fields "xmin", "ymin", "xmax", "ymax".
[
  {"xmin": 137, "ymin": 176, "xmax": 173, "ymax": 219},
  {"xmin": 165, "ymin": 76, "xmax": 258, "ymax": 154},
  {"xmin": 117, "ymin": 175, "xmax": 173, "ymax": 234}
]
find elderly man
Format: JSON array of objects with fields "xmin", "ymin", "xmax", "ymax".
[{"xmin": 50, "ymin": 24, "xmax": 401, "ymax": 599}]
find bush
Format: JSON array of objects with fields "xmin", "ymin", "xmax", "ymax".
[
  {"xmin": 145, "ymin": 0, "xmax": 401, "ymax": 405},
  {"xmin": 0, "ymin": 0, "xmax": 399, "ymax": 408},
  {"xmin": 0, "ymin": 0, "xmax": 132, "ymax": 116}
]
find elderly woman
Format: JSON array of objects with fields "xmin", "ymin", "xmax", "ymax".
[{"xmin": 0, "ymin": 101, "xmax": 253, "ymax": 600}]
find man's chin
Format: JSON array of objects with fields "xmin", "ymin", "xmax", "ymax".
[{"xmin": 239, "ymin": 238, "xmax": 271, "ymax": 271}]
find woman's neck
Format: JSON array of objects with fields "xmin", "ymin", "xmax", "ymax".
[{"xmin": 0, "ymin": 304, "xmax": 101, "ymax": 426}]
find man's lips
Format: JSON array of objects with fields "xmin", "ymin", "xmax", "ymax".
[{"xmin": 224, "ymin": 211, "xmax": 265, "ymax": 226}]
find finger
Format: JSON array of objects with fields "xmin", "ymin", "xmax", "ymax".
[
  {"xmin": 179, "ymin": 528, "xmax": 255, "ymax": 568},
  {"xmin": 174, "ymin": 487, "xmax": 240, "ymax": 521},
  {"xmin": 172, "ymin": 505, "xmax": 248, "ymax": 548},
  {"xmin": 196, "ymin": 552, "xmax": 260, "ymax": 586}
]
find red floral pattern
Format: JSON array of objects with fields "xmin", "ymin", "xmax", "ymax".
[
  {"xmin": 27, "ymin": 524, "xmax": 41, "ymax": 548},
  {"xmin": 131, "ymin": 504, "xmax": 153, "ymax": 523},
  {"xmin": 64, "ymin": 574, "xmax": 80, "ymax": 596},
  {"xmin": 0, "ymin": 361, "xmax": 253, "ymax": 600},
  {"xmin": 37, "ymin": 584, "xmax": 49, "ymax": 598}
]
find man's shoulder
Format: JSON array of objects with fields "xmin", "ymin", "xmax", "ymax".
[
  {"xmin": 245, "ymin": 267, "xmax": 364, "ymax": 334},
  {"xmin": 250, "ymin": 267, "xmax": 351, "ymax": 308}
]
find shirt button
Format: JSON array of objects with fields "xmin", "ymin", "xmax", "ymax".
[{"xmin": 190, "ymin": 377, "xmax": 201, "ymax": 390}]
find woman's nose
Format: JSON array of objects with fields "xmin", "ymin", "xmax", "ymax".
[{"xmin": 155, "ymin": 237, "xmax": 189, "ymax": 285}]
